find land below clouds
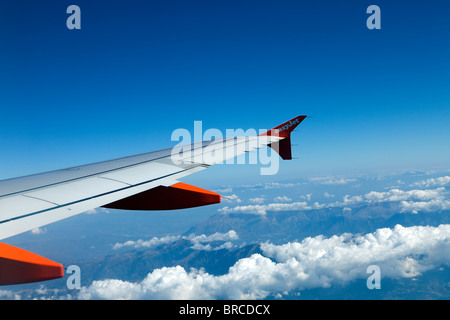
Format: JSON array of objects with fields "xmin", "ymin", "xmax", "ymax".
[{"xmin": 10, "ymin": 200, "xmax": 448, "ymax": 299}]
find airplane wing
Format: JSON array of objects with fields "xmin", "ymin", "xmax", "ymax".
[{"xmin": 0, "ymin": 115, "xmax": 306, "ymax": 285}]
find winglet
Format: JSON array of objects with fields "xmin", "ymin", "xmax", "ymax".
[{"xmin": 259, "ymin": 115, "xmax": 307, "ymax": 160}]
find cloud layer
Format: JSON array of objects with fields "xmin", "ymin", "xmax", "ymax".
[
  {"xmin": 219, "ymin": 183, "xmax": 450, "ymax": 215},
  {"xmin": 80, "ymin": 174, "xmax": 450, "ymax": 299},
  {"xmin": 78, "ymin": 224, "xmax": 450, "ymax": 300},
  {"xmin": 113, "ymin": 230, "xmax": 239, "ymax": 251},
  {"xmin": 410, "ymin": 176, "xmax": 450, "ymax": 188}
]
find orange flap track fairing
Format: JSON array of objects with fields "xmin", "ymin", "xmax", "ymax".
[
  {"xmin": 0, "ymin": 242, "xmax": 64, "ymax": 285},
  {"xmin": 102, "ymin": 182, "xmax": 221, "ymax": 210}
]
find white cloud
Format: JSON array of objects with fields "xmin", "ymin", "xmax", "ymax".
[
  {"xmin": 219, "ymin": 202, "xmax": 311, "ymax": 215},
  {"xmin": 400, "ymin": 199, "xmax": 450, "ymax": 214},
  {"xmin": 309, "ymin": 177, "xmax": 356, "ymax": 185},
  {"xmin": 78, "ymin": 224, "xmax": 450, "ymax": 300},
  {"xmin": 274, "ymin": 196, "xmax": 292, "ymax": 202},
  {"xmin": 242, "ymin": 182, "xmax": 302, "ymax": 190},
  {"xmin": 0, "ymin": 286, "xmax": 75, "ymax": 300},
  {"xmin": 365, "ymin": 188, "xmax": 444, "ymax": 202},
  {"xmin": 341, "ymin": 187, "xmax": 450, "ymax": 213},
  {"xmin": 113, "ymin": 231, "xmax": 239, "ymax": 251},
  {"xmin": 222, "ymin": 194, "xmax": 242, "ymax": 203},
  {"xmin": 261, "ymin": 224, "xmax": 450, "ymax": 282},
  {"xmin": 191, "ymin": 241, "xmax": 237, "ymax": 251},
  {"xmin": 300, "ymin": 193, "xmax": 312, "ymax": 201},
  {"xmin": 113, "ymin": 235, "xmax": 181, "ymax": 250},
  {"xmin": 220, "ymin": 186, "xmax": 449, "ymax": 215},
  {"xmin": 261, "ymin": 182, "xmax": 299, "ymax": 189},
  {"xmin": 31, "ymin": 227, "xmax": 47, "ymax": 235},
  {"xmin": 0, "ymin": 290, "xmax": 20, "ymax": 300},
  {"xmin": 343, "ymin": 188, "xmax": 442, "ymax": 205},
  {"xmin": 214, "ymin": 187, "xmax": 233, "ymax": 193},
  {"xmin": 186, "ymin": 230, "xmax": 238, "ymax": 243},
  {"xmin": 85, "ymin": 207, "xmax": 110, "ymax": 215},
  {"xmin": 410, "ymin": 176, "xmax": 450, "ymax": 188},
  {"xmin": 249, "ymin": 197, "xmax": 265, "ymax": 204}
]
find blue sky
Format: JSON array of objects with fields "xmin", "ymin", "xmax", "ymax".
[
  {"xmin": 0, "ymin": 1, "xmax": 450, "ymax": 300},
  {"xmin": 0, "ymin": 0, "xmax": 449, "ymax": 185}
]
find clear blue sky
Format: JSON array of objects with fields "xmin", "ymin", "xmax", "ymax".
[{"xmin": 0, "ymin": 0, "xmax": 449, "ymax": 184}]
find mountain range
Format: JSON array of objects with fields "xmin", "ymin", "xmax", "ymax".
[{"xmin": 9, "ymin": 199, "xmax": 447, "ymax": 299}]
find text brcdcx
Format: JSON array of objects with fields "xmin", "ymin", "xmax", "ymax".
[
  {"xmin": 224, "ymin": 304, "xmax": 270, "ymax": 315},
  {"xmin": 179, "ymin": 304, "xmax": 270, "ymax": 317}
]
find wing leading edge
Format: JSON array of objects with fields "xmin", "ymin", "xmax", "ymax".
[{"xmin": 0, "ymin": 115, "xmax": 306, "ymax": 285}]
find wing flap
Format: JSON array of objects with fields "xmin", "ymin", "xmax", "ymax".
[
  {"xmin": 24, "ymin": 177, "xmax": 129, "ymax": 205},
  {"xmin": 98, "ymin": 161, "xmax": 183, "ymax": 186},
  {"xmin": 0, "ymin": 195, "xmax": 56, "ymax": 222}
]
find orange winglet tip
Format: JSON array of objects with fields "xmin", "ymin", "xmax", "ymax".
[
  {"xmin": 103, "ymin": 182, "xmax": 221, "ymax": 211},
  {"xmin": 259, "ymin": 115, "xmax": 307, "ymax": 160},
  {"xmin": 0, "ymin": 242, "xmax": 64, "ymax": 285}
]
